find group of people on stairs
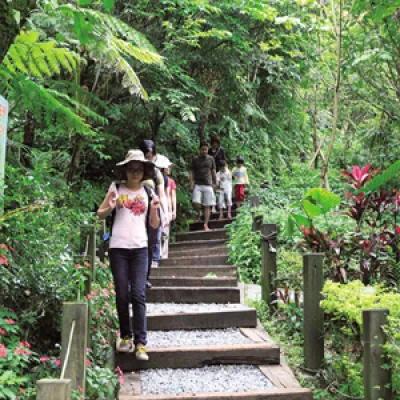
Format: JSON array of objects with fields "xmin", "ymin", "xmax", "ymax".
[
  {"xmin": 96, "ymin": 136, "xmax": 249, "ymax": 362},
  {"xmin": 190, "ymin": 135, "xmax": 249, "ymax": 230}
]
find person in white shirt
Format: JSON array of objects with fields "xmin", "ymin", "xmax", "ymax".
[{"xmin": 216, "ymin": 160, "xmax": 233, "ymax": 220}]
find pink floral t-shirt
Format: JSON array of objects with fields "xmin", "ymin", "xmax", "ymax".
[{"xmin": 109, "ymin": 183, "xmax": 148, "ymax": 249}]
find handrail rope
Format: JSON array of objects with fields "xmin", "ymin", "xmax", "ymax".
[{"xmin": 60, "ymin": 319, "xmax": 76, "ymax": 380}]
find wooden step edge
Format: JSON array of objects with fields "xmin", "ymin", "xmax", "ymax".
[
  {"xmin": 116, "ymin": 342, "xmax": 280, "ymax": 371},
  {"xmin": 157, "ymin": 264, "xmax": 237, "ymax": 269},
  {"xmin": 119, "ymin": 388, "xmax": 313, "ymax": 400},
  {"xmin": 147, "ymin": 308, "xmax": 257, "ymax": 331},
  {"xmin": 177, "ymin": 228, "xmax": 228, "ymax": 236},
  {"xmin": 170, "ymin": 239, "xmax": 227, "ymax": 247}
]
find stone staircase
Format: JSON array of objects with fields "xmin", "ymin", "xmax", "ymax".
[{"xmin": 118, "ymin": 214, "xmax": 312, "ymax": 400}]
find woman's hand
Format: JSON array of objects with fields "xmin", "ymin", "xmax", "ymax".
[
  {"xmin": 108, "ymin": 190, "xmax": 117, "ymax": 209},
  {"xmin": 151, "ymin": 195, "xmax": 160, "ymax": 209}
]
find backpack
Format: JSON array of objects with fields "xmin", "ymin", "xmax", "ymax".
[{"xmin": 107, "ymin": 183, "xmax": 158, "ymax": 249}]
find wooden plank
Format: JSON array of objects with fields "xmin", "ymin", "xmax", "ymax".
[
  {"xmin": 119, "ymin": 372, "xmax": 142, "ymax": 397},
  {"xmin": 160, "ymin": 255, "xmax": 229, "ymax": 266},
  {"xmin": 146, "ymin": 287, "xmax": 241, "ymax": 304},
  {"xmin": 147, "ymin": 309, "xmax": 257, "ymax": 331},
  {"xmin": 239, "ymin": 328, "xmax": 265, "ymax": 343},
  {"xmin": 116, "ymin": 343, "xmax": 280, "ymax": 371},
  {"xmin": 150, "ymin": 266, "xmax": 236, "ymax": 278},
  {"xmin": 258, "ymin": 365, "xmax": 301, "ymax": 389},
  {"xmin": 119, "ymin": 388, "xmax": 313, "ymax": 400},
  {"xmin": 36, "ymin": 379, "xmax": 71, "ymax": 400},
  {"xmin": 150, "ymin": 277, "xmax": 237, "ymax": 287},
  {"xmin": 169, "ymin": 239, "xmax": 227, "ymax": 250},
  {"xmin": 176, "ymin": 229, "xmax": 228, "ymax": 242}
]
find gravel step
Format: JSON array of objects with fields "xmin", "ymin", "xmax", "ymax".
[
  {"xmin": 146, "ymin": 328, "xmax": 251, "ymax": 348},
  {"xmin": 120, "ymin": 389, "xmax": 313, "ymax": 400},
  {"xmin": 116, "ymin": 342, "xmax": 280, "ymax": 371},
  {"xmin": 190, "ymin": 219, "xmax": 233, "ymax": 231},
  {"xmin": 150, "ymin": 277, "xmax": 237, "ymax": 287},
  {"xmin": 176, "ymin": 229, "xmax": 228, "ymax": 242},
  {"xmin": 150, "ymin": 266, "xmax": 236, "ymax": 278},
  {"xmin": 146, "ymin": 287, "xmax": 240, "ymax": 304},
  {"xmin": 160, "ymin": 255, "xmax": 229, "ymax": 266},
  {"xmin": 140, "ymin": 365, "xmax": 274, "ymax": 394},
  {"xmin": 147, "ymin": 303, "xmax": 249, "ymax": 314},
  {"xmin": 169, "ymin": 246, "xmax": 228, "ymax": 258},
  {"xmin": 147, "ymin": 308, "xmax": 257, "ymax": 331},
  {"xmin": 170, "ymin": 239, "xmax": 227, "ymax": 250}
]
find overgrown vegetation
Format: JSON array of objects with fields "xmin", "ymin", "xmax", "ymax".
[{"xmin": 1, "ymin": 0, "xmax": 400, "ymax": 397}]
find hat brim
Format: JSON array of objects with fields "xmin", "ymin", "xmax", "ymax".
[{"xmin": 116, "ymin": 159, "xmax": 153, "ymax": 166}]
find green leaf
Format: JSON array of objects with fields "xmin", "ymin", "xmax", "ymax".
[
  {"xmin": 302, "ymin": 188, "xmax": 340, "ymax": 218},
  {"xmin": 358, "ymin": 160, "xmax": 400, "ymax": 193},
  {"xmin": 79, "ymin": 0, "xmax": 93, "ymax": 5},
  {"xmin": 291, "ymin": 213, "xmax": 311, "ymax": 228},
  {"xmin": 104, "ymin": 0, "xmax": 115, "ymax": 12}
]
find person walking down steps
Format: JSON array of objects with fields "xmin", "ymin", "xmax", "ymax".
[
  {"xmin": 154, "ymin": 154, "xmax": 174, "ymax": 260},
  {"xmin": 97, "ymin": 150, "xmax": 160, "ymax": 361},
  {"xmin": 138, "ymin": 140, "xmax": 169, "ymax": 288},
  {"xmin": 190, "ymin": 141, "xmax": 217, "ymax": 231},
  {"xmin": 232, "ymin": 155, "xmax": 249, "ymax": 208},
  {"xmin": 216, "ymin": 160, "xmax": 233, "ymax": 220}
]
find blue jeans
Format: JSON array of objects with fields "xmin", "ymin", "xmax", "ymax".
[
  {"xmin": 152, "ymin": 228, "xmax": 161, "ymax": 264},
  {"xmin": 110, "ymin": 247, "xmax": 148, "ymax": 345}
]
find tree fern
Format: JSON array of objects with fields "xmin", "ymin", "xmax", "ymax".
[
  {"xmin": 32, "ymin": 4, "xmax": 163, "ymax": 99},
  {"xmin": 0, "ymin": 67, "xmax": 105, "ymax": 135},
  {"xmin": 3, "ymin": 30, "xmax": 82, "ymax": 79}
]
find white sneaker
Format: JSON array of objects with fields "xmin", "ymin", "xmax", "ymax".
[
  {"xmin": 135, "ymin": 344, "xmax": 149, "ymax": 361},
  {"xmin": 151, "ymin": 262, "xmax": 159, "ymax": 268},
  {"xmin": 116, "ymin": 337, "xmax": 133, "ymax": 352}
]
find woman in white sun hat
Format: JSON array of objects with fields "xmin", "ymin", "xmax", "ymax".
[{"xmin": 97, "ymin": 149, "xmax": 160, "ymax": 361}]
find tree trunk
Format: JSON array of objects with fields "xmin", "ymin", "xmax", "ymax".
[
  {"xmin": 0, "ymin": 0, "xmax": 36, "ymax": 64},
  {"xmin": 149, "ymin": 110, "xmax": 166, "ymax": 144},
  {"xmin": 21, "ymin": 111, "xmax": 35, "ymax": 167},
  {"xmin": 320, "ymin": 0, "xmax": 342, "ymax": 190},
  {"xmin": 197, "ymin": 84, "xmax": 218, "ymax": 143},
  {"xmin": 312, "ymin": 84, "xmax": 319, "ymax": 169},
  {"xmin": 67, "ymin": 134, "xmax": 83, "ymax": 184},
  {"xmin": 0, "ymin": 0, "xmax": 20, "ymax": 63}
]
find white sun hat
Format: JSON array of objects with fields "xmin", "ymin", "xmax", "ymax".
[
  {"xmin": 154, "ymin": 154, "xmax": 172, "ymax": 169},
  {"xmin": 116, "ymin": 149, "xmax": 153, "ymax": 166}
]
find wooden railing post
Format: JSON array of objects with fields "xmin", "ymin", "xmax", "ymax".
[
  {"xmin": 363, "ymin": 309, "xmax": 392, "ymax": 400},
  {"xmin": 36, "ymin": 379, "xmax": 71, "ymax": 400},
  {"xmin": 303, "ymin": 254, "xmax": 324, "ymax": 372},
  {"xmin": 260, "ymin": 223, "xmax": 277, "ymax": 311},
  {"xmin": 80, "ymin": 224, "xmax": 97, "ymax": 294},
  {"xmin": 249, "ymin": 194, "xmax": 260, "ymax": 208},
  {"xmin": 249, "ymin": 195, "xmax": 261, "ymax": 231},
  {"xmin": 61, "ymin": 302, "xmax": 88, "ymax": 393}
]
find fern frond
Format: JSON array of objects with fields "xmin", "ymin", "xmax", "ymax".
[
  {"xmin": 3, "ymin": 30, "xmax": 82, "ymax": 79},
  {"xmin": 112, "ymin": 38, "xmax": 162, "ymax": 64}
]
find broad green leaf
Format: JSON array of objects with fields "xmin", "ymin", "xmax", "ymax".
[
  {"xmin": 291, "ymin": 213, "xmax": 311, "ymax": 228},
  {"xmin": 302, "ymin": 188, "xmax": 340, "ymax": 218}
]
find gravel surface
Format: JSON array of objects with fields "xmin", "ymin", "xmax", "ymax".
[
  {"xmin": 147, "ymin": 303, "xmax": 249, "ymax": 314},
  {"xmin": 147, "ymin": 328, "xmax": 251, "ymax": 348},
  {"xmin": 140, "ymin": 365, "xmax": 275, "ymax": 394}
]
